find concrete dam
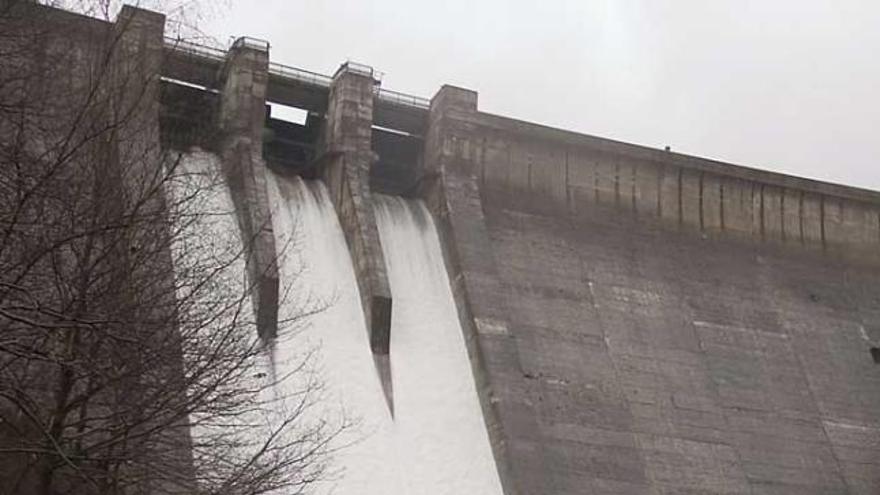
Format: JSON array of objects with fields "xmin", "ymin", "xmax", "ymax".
[{"xmin": 17, "ymin": 4, "xmax": 880, "ymax": 495}]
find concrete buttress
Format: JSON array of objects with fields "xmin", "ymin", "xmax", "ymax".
[
  {"xmin": 321, "ymin": 64, "xmax": 395, "ymax": 414},
  {"xmin": 423, "ymin": 85, "xmax": 531, "ymax": 495},
  {"xmin": 217, "ymin": 38, "xmax": 279, "ymax": 340}
]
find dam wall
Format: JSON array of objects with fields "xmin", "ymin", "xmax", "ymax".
[
  {"xmin": 426, "ymin": 87, "xmax": 880, "ymax": 255},
  {"xmin": 424, "ymin": 86, "xmax": 880, "ymax": 494},
  {"xmin": 9, "ymin": 4, "xmax": 880, "ymax": 494}
]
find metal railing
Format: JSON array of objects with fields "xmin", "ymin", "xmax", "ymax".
[
  {"xmin": 163, "ymin": 37, "xmax": 226, "ymax": 62},
  {"xmin": 268, "ymin": 61, "xmax": 333, "ymax": 88},
  {"xmin": 163, "ymin": 38, "xmax": 431, "ymax": 110},
  {"xmin": 376, "ymin": 87, "xmax": 430, "ymax": 110}
]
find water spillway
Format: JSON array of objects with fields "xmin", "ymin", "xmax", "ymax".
[
  {"xmin": 170, "ymin": 147, "xmax": 880, "ymax": 495},
  {"xmin": 265, "ymin": 171, "xmax": 503, "ymax": 494},
  {"xmin": 266, "ymin": 174, "xmax": 399, "ymax": 493},
  {"xmin": 374, "ymin": 195, "xmax": 504, "ymax": 495}
]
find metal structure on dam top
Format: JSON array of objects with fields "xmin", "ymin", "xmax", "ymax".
[{"xmin": 163, "ymin": 35, "xmax": 431, "ymax": 127}]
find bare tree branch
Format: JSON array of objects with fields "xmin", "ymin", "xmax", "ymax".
[{"xmin": 0, "ymin": 3, "xmax": 347, "ymax": 494}]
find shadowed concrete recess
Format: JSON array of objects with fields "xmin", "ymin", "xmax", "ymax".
[{"xmin": 21, "ymin": 4, "xmax": 880, "ymax": 494}]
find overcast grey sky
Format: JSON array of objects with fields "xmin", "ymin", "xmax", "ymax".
[{"xmin": 205, "ymin": 0, "xmax": 880, "ymax": 191}]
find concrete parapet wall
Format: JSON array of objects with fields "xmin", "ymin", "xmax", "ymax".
[
  {"xmin": 217, "ymin": 41, "xmax": 279, "ymax": 340},
  {"xmin": 454, "ymin": 112, "xmax": 880, "ymax": 257}
]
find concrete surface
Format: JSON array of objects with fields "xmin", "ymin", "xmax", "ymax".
[
  {"xmin": 424, "ymin": 84, "xmax": 880, "ymax": 495},
  {"xmin": 13, "ymin": 5, "xmax": 880, "ymax": 493},
  {"xmin": 217, "ymin": 38, "xmax": 279, "ymax": 339},
  {"xmin": 320, "ymin": 64, "xmax": 395, "ymax": 411}
]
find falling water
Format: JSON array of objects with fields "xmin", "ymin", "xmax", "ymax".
[
  {"xmin": 171, "ymin": 151, "xmax": 280, "ymax": 484},
  {"xmin": 190, "ymin": 167, "xmax": 505, "ymax": 494},
  {"xmin": 172, "ymin": 150, "xmax": 249, "ymax": 299},
  {"xmin": 374, "ymin": 195, "xmax": 504, "ymax": 495},
  {"xmin": 266, "ymin": 174, "xmax": 403, "ymax": 494}
]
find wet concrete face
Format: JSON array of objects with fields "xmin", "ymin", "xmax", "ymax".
[
  {"xmin": 217, "ymin": 41, "xmax": 279, "ymax": 340},
  {"xmin": 423, "ymin": 83, "xmax": 880, "ymax": 495},
  {"xmin": 462, "ymin": 192, "xmax": 880, "ymax": 494},
  {"xmin": 321, "ymin": 68, "xmax": 394, "ymax": 412}
]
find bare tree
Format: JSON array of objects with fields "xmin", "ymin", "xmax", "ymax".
[{"xmin": 0, "ymin": 2, "xmax": 343, "ymax": 494}]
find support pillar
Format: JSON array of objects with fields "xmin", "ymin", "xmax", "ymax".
[
  {"xmin": 112, "ymin": 7, "xmax": 197, "ymax": 494},
  {"xmin": 321, "ymin": 63, "xmax": 394, "ymax": 413},
  {"xmin": 423, "ymin": 85, "xmax": 530, "ymax": 495},
  {"xmin": 217, "ymin": 37, "xmax": 279, "ymax": 340}
]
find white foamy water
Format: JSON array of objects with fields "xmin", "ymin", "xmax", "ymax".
[
  {"xmin": 172, "ymin": 151, "xmax": 249, "ymax": 301},
  {"xmin": 374, "ymin": 195, "xmax": 504, "ymax": 495},
  {"xmin": 266, "ymin": 175, "xmax": 403, "ymax": 494},
  {"xmin": 266, "ymin": 172, "xmax": 503, "ymax": 494},
  {"xmin": 170, "ymin": 151, "xmax": 279, "ymax": 487}
]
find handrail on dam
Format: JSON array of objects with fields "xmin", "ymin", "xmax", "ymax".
[
  {"xmin": 375, "ymin": 87, "xmax": 431, "ymax": 110},
  {"xmin": 268, "ymin": 61, "xmax": 334, "ymax": 88},
  {"xmin": 163, "ymin": 36, "xmax": 226, "ymax": 61},
  {"xmin": 163, "ymin": 38, "xmax": 431, "ymax": 111}
]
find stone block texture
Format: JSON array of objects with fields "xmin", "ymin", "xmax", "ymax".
[
  {"xmin": 320, "ymin": 66, "xmax": 395, "ymax": 412},
  {"xmin": 217, "ymin": 40, "xmax": 279, "ymax": 339},
  {"xmin": 322, "ymin": 68, "xmax": 393, "ymax": 357},
  {"xmin": 425, "ymin": 91, "xmax": 880, "ymax": 495}
]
